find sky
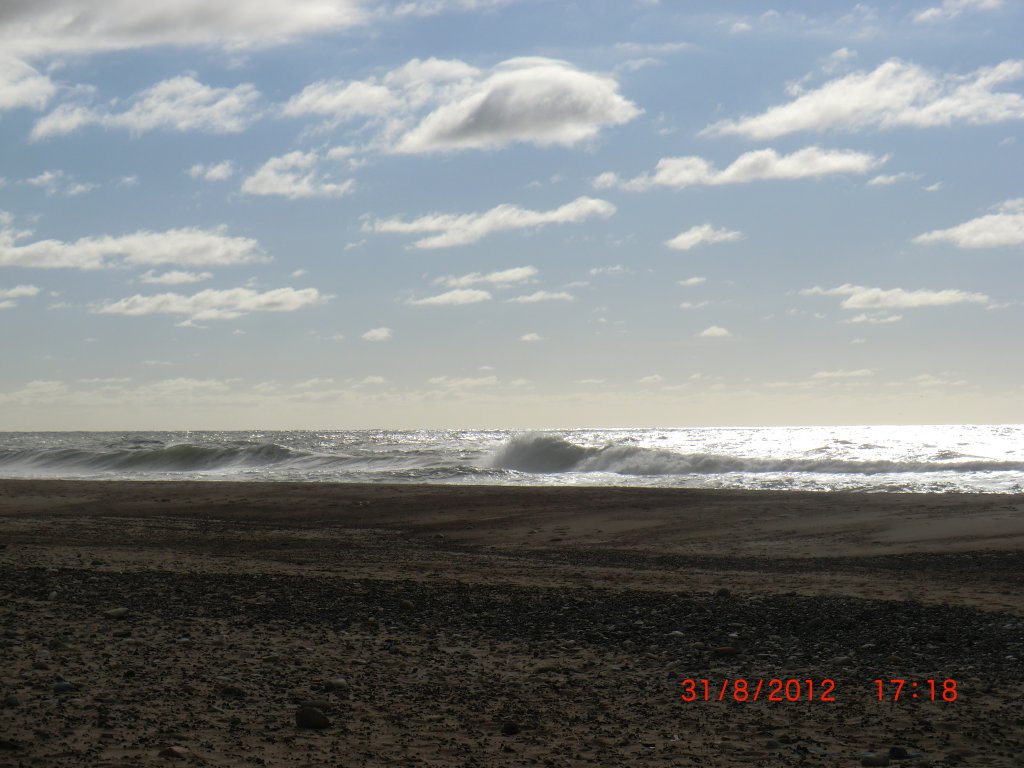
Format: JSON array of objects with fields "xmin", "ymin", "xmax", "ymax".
[{"xmin": 0, "ymin": 0, "xmax": 1022, "ymax": 430}]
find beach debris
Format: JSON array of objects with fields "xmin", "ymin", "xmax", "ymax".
[
  {"xmin": 103, "ymin": 607, "xmax": 130, "ymax": 619},
  {"xmin": 295, "ymin": 705, "xmax": 331, "ymax": 730}
]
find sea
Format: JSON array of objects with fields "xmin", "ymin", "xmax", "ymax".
[{"xmin": 0, "ymin": 425, "xmax": 1022, "ymax": 493}]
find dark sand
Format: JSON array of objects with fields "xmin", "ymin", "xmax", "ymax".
[{"xmin": 1, "ymin": 480, "xmax": 1023, "ymax": 766}]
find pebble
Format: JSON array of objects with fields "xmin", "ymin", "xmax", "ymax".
[
  {"xmin": 715, "ymin": 588, "xmax": 731, "ymax": 597},
  {"xmin": 2, "ymin": 694, "xmax": 20, "ymax": 708},
  {"xmin": 399, "ymin": 599, "xmax": 414, "ymax": 610},
  {"xmin": 860, "ymin": 756, "xmax": 890, "ymax": 767},
  {"xmin": 712, "ymin": 646, "xmax": 739, "ymax": 656},
  {"xmin": 52, "ymin": 681, "xmax": 79, "ymax": 694},
  {"xmin": 501, "ymin": 721, "xmax": 520, "ymax": 736},
  {"xmin": 158, "ymin": 745, "xmax": 190, "ymax": 759},
  {"xmin": 296, "ymin": 705, "xmax": 330, "ymax": 730},
  {"xmin": 103, "ymin": 607, "xmax": 130, "ymax": 619},
  {"xmin": 667, "ymin": 631, "xmax": 685, "ymax": 638},
  {"xmin": 325, "ymin": 677, "xmax": 348, "ymax": 691},
  {"xmin": 888, "ymin": 746, "xmax": 909, "ymax": 759}
]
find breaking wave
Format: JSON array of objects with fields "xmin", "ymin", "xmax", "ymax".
[
  {"xmin": 0, "ymin": 443, "xmax": 306, "ymax": 473},
  {"xmin": 490, "ymin": 433, "xmax": 1024, "ymax": 476}
]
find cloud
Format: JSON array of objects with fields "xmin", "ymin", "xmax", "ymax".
[
  {"xmin": 31, "ymin": 76, "xmax": 260, "ymax": 141},
  {"xmin": 434, "ymin": 265, "xmax": 537, "ymax": 288},
  {"xmin": 394, "ymin": 58, "xmax": 641, "ymax": 152},
  {"xmin": 240, "ymin": 151, "xmax": 353, "ymax": 199},
  {"xmin": 283, "ymin": 80, "xmax": 402, "ymax": 122},
  {"xmin": 94, "ymin": 286, "xmax": 327, "ymax": 321},
  {"xmin": 801, "ymin": 283, "xmax": 992, "ymax": 309},
  {"xmin": 0, "ymin": 284, "xmax": 40, "ymax": 299},
  {"xmin": 678, "ymin": 277, "xmax": 706, "ymax": 287},
  {"xmin": 519, "ymin": 333, "xmax": 543, "ymax": 342},
  {"xmin": 847, "ymin": 313, "xmax": 903, "ymax": 324},
  {"xmin": 0, "ymin": 1, "xmax": 369, "ymax": 59},
  {"xmin": 368, "ymin": 196, "xmax": 615, "ymax": 248},
  {"xmin": 139, "ymin": 270, "xmax": 213, "ymax": 285},
  {"xmin": 665, "ymin": 224, "xmax": 743, "ymax": 251},
  {"xmin": 22, "ymin": 169, "xmax": 98, "ymax": 196},
  {"xmin": 867, "ymin": 172, "xmax": 921, "ymax": 186},
  {"xmin": 506, "ymin": 290, "xmax": 573, "ymax": 303},
  {"xmin": 427, "ymin": 375, "xmax": 498, "ymax": 388},
  {"xmin": 605, "ymin": 147, "xmax": 884, "ymax": 191},
  {"xmin": 392, "ymin": 1, "xmax": 516, "ymax": 18},
  {"xmin": 408, "ymin": 288, "xmax": 492, "ymax": 305},
  {"xmin": 679, "ymin": 301, "xmax": 709, "ymax": 309},
  {"xmin": 811, "ymin": 369, "xmax": 874, "ymax": 379},
  {"xmin": 362, "ymin": 327, "xmax": 393, "ymax": 341},
  {"xmin": 914, "ymin": 0, "xmax": 1002, "ymax": 24},
  {"xmin": 913, "ymin": 198, "xmax": 1024, "ymax": 248},
  {"xmin": 702, "ymin": 59, "xmax": 1024, "ymax": 139},
  {"xmin": 0, "ymin": 225, "xmax": 265, "ymax": 270},
  {"xmin": 589, "ymin": 264, "xmax": 628, "ymax": 276},
  {"xmin": 636, "ymin": 374, "xmax": 663, "ymax": 384},
  {"xmin": 189, "ymin": 161, "xmax": 235, "ymax": 182},
  {"xmin": 699, "ymin": 326, "xmax": 731, "ymax": 337},
  {"xmin": 0, "ymin": 55, "xmax": 56, "ymax": 111}
]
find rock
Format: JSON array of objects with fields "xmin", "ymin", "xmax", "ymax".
[
  {"xmin": 860, "ymin": 756, "xmax": 890, "ymax": 767},
  {"xmin": 0, "ymin": 738, "xmax": 23, "ymax": 751},
  {"xmin": 668, "ymin": 631, "xmax": 685, "ymax": 638},
  {"xmin": 715, "ymin": 587, "xmax": 731, "ymax": 597},
  {"xmin": 219, "ymin": 685, "xmax": 245, "ymax": 699},
  {"xmin": 888, "ymin": 746, "xmax": 909, "ymax": 759},
  {"xmin": 103, "ymin": 607, "xmax": 130, "ymax": 619},
  {"xmin": 158, "ymin": 745, "xmax": 190, "ymax": 759},
  {"xmin": 3, "ymin": 694, "xmax": 21, "ymax": 708},
  {"xmin": 53, "ymin": 681, "xmax": 79, "ymax": 694},
  {"xmin": 501, "ymin": 721, "xmax": 520, "ymax": 736},
  {"xmin": 399, "ymin": 598, "xmax": 414, "ymax": 610},
  {"xmin": 32, "ymin": 660, "xmax": 49, "ymax": 670},
  {"xmin": 325, "ymin": 677, "xmax": 348, "ymax": 691},
  {"xmin": 712, "ymin": 646, "xmax": 739, "ymax": 657},
  {"xmin": 296, "ymin": 705, "xmax": 330, "ymax": 730}
]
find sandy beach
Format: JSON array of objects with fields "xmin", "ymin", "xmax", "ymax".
[{"xmin": 1, "ymin": 480, "xmax": 1023, "ymax": 766}]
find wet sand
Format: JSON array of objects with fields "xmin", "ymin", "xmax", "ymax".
[{"xmin": 1, "ymin": 480, "xmax": 1023, "ymax": 766}]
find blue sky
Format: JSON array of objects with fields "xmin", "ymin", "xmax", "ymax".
[{"xmin": 0, "ymin": 0, "xmax": 1021, "ymax": 429}]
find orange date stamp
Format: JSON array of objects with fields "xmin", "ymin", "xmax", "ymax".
[{"xmin": 680, "ymin": 678, "xmax": 958, "ymax": 702}]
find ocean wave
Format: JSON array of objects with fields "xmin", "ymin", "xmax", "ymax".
[
  {"xmin": 0, "ymin": 443, "xmax": 308, "ymax": 473},
  {"xmin": 489, "ymin": 433, "xmax": 1024, "ymax": 477}
]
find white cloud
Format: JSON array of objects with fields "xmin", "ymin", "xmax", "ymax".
[
  {"xmin": 427, "ymin": 375, "xmax": 498, "ymax": 387},
  {"xmin": 913, "ymin": 199, "xmax": 1024, "ymax": 248},
  {"xmin": 408, "ymin": 288, "xmax": 492, "ymax": 305},
  {"xmin": 241, "ymin": 151, "xmax": 353, "ymax": 199},
  {"xmin": 23, "ymin": 169, "xmax": 97, "ymax": 196},
  {"xmin": 283, "ymin": 80, "xmax": 402, "ymax": 121},
  {"xmin": 867, "ymin": 172, "xmax": 921, "ymax": 186},
  {"xmin": 32, "ymin": 76, "xmax": 260, "ymax": 141},
  {"xmin": 519, "ymin": 333, "xmax": 543, "ymax": 342},
  {"xmin": 636, "ymin": 374, "xmax": 663, "ymax": 384},
  {"xmin": 607, "ymin": 147, "xmax": 884, "ymax": 191},
  {"xmin": 703, "ymin": 59, "xmax": 1024, "ymax": 139},
  {"xmin": 678, "ymin": 277, "xmax": 706, "ymax": 287},
  {"xmin": 0, "ymin": 1, "xmax": 369, "ymax": 59},
  {"xmin": 368, "ymin": 196, "xmax": 615, "ymax": 249},
  {"xmin": 924, "ymin": 182, "xmax": 943, "ymax": 192},
  {"xmin": 507, "ymin": 290, "xmax": 573, "ymax": 303},
  {"xmin": 811, "ymin": 369, "xmax": 874, "ymax": 379},
  {"xmin": 360, "ymin": 375, "xmax": 385, "ymax": 385},
  {"xmin": 395, "ymin": 58, "xmax": 641, "ymax": 153},
  {"xmin": 393, "ymin": 1, "xmax": 516, "ymax": 18},
  {"xmin": 139, "ymin": 270, "xmax": 213, "ymax": 285},
  {"xmin": 914, "ymin": 0, "xmax": 1002, "ymax": 24},
  {"xmin": 0, "ymin": 56, "xmax": 56, "ymax": 111},
  {"xmin": 847, "ymin": 313, "xmax": 903, "ymax": 324},
  {"xmin": 434, "ymin": 265, "xmax": 537, "ymax": 288},
  {"xmin": 0, "ymin": 225, "xmax": 265, "ymax": 270},
  {"xmin": 189, "ymin": 161, "xmax": 235, "ymax": 182},
  {"xmin": 665, "ymin": 224, "xmax": 743, "ymax": 251},
  {"xmin": 699, "ymin": 326, "xmax": 731, "ymax": 337},
  {"xmin": 801, "ymin": 283, "xmax": 992, "ymax": 309},
  {"xmin": 589, "ymin": 264, "xmax": 628, "ymax": 276},
  {"xmin": 362, "ymin": 327, "xmax": 393, "ymax": 341},
  {"xmin": 0, "ymin": 284, "xmax": 40, "ymax": 299},
  {"xmin": 94, "ymin": 286, "xmax": 326, "ymax": 321},
  {"xmin": 679, "ymin": 301, "xmax": 709, "ymax": 309}
]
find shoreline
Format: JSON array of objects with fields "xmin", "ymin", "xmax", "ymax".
[{"xmin": 2, "ymin": 479, "xmax": 1023, "ymax": 765}]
